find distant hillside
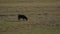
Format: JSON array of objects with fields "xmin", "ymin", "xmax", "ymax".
[
  {"xmin": 0, "ymin": 0, "xmax": 60, "ymax": 8},
  {"xmin": 0, "ymin": 0, "xmax": 60, "ymax": 3}
]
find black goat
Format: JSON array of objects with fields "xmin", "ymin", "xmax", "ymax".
[{"xmin": 18, "ymin": 14, "xmax": 28, "ymax": 21}]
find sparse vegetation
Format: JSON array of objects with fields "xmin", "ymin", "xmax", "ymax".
[{"xmin": 0, "ymin": 0, "xmax": 60, "ymax": 34}]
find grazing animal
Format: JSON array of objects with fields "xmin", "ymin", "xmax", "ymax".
[{"xmin": 18, "ymin": 14, "xmax": 28, "ymax": 21}]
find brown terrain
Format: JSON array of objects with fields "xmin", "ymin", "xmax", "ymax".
[{"xmin": 0, "ymin": 0, "xmax": 60, "ymax": 33}]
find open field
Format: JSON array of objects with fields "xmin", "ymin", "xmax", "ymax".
[{"xmin": 0, "ymin": 0, "xmax": 60, "ymax": 34}]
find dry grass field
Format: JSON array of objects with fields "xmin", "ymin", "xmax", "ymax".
[{"xmin": 0, "ymin": 0, "xmax": 60, "ymax": 34}]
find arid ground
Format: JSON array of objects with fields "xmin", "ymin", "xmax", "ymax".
[{"xmin": 0, "ymin": 0, "xmax": 60, "ymax": 34}]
